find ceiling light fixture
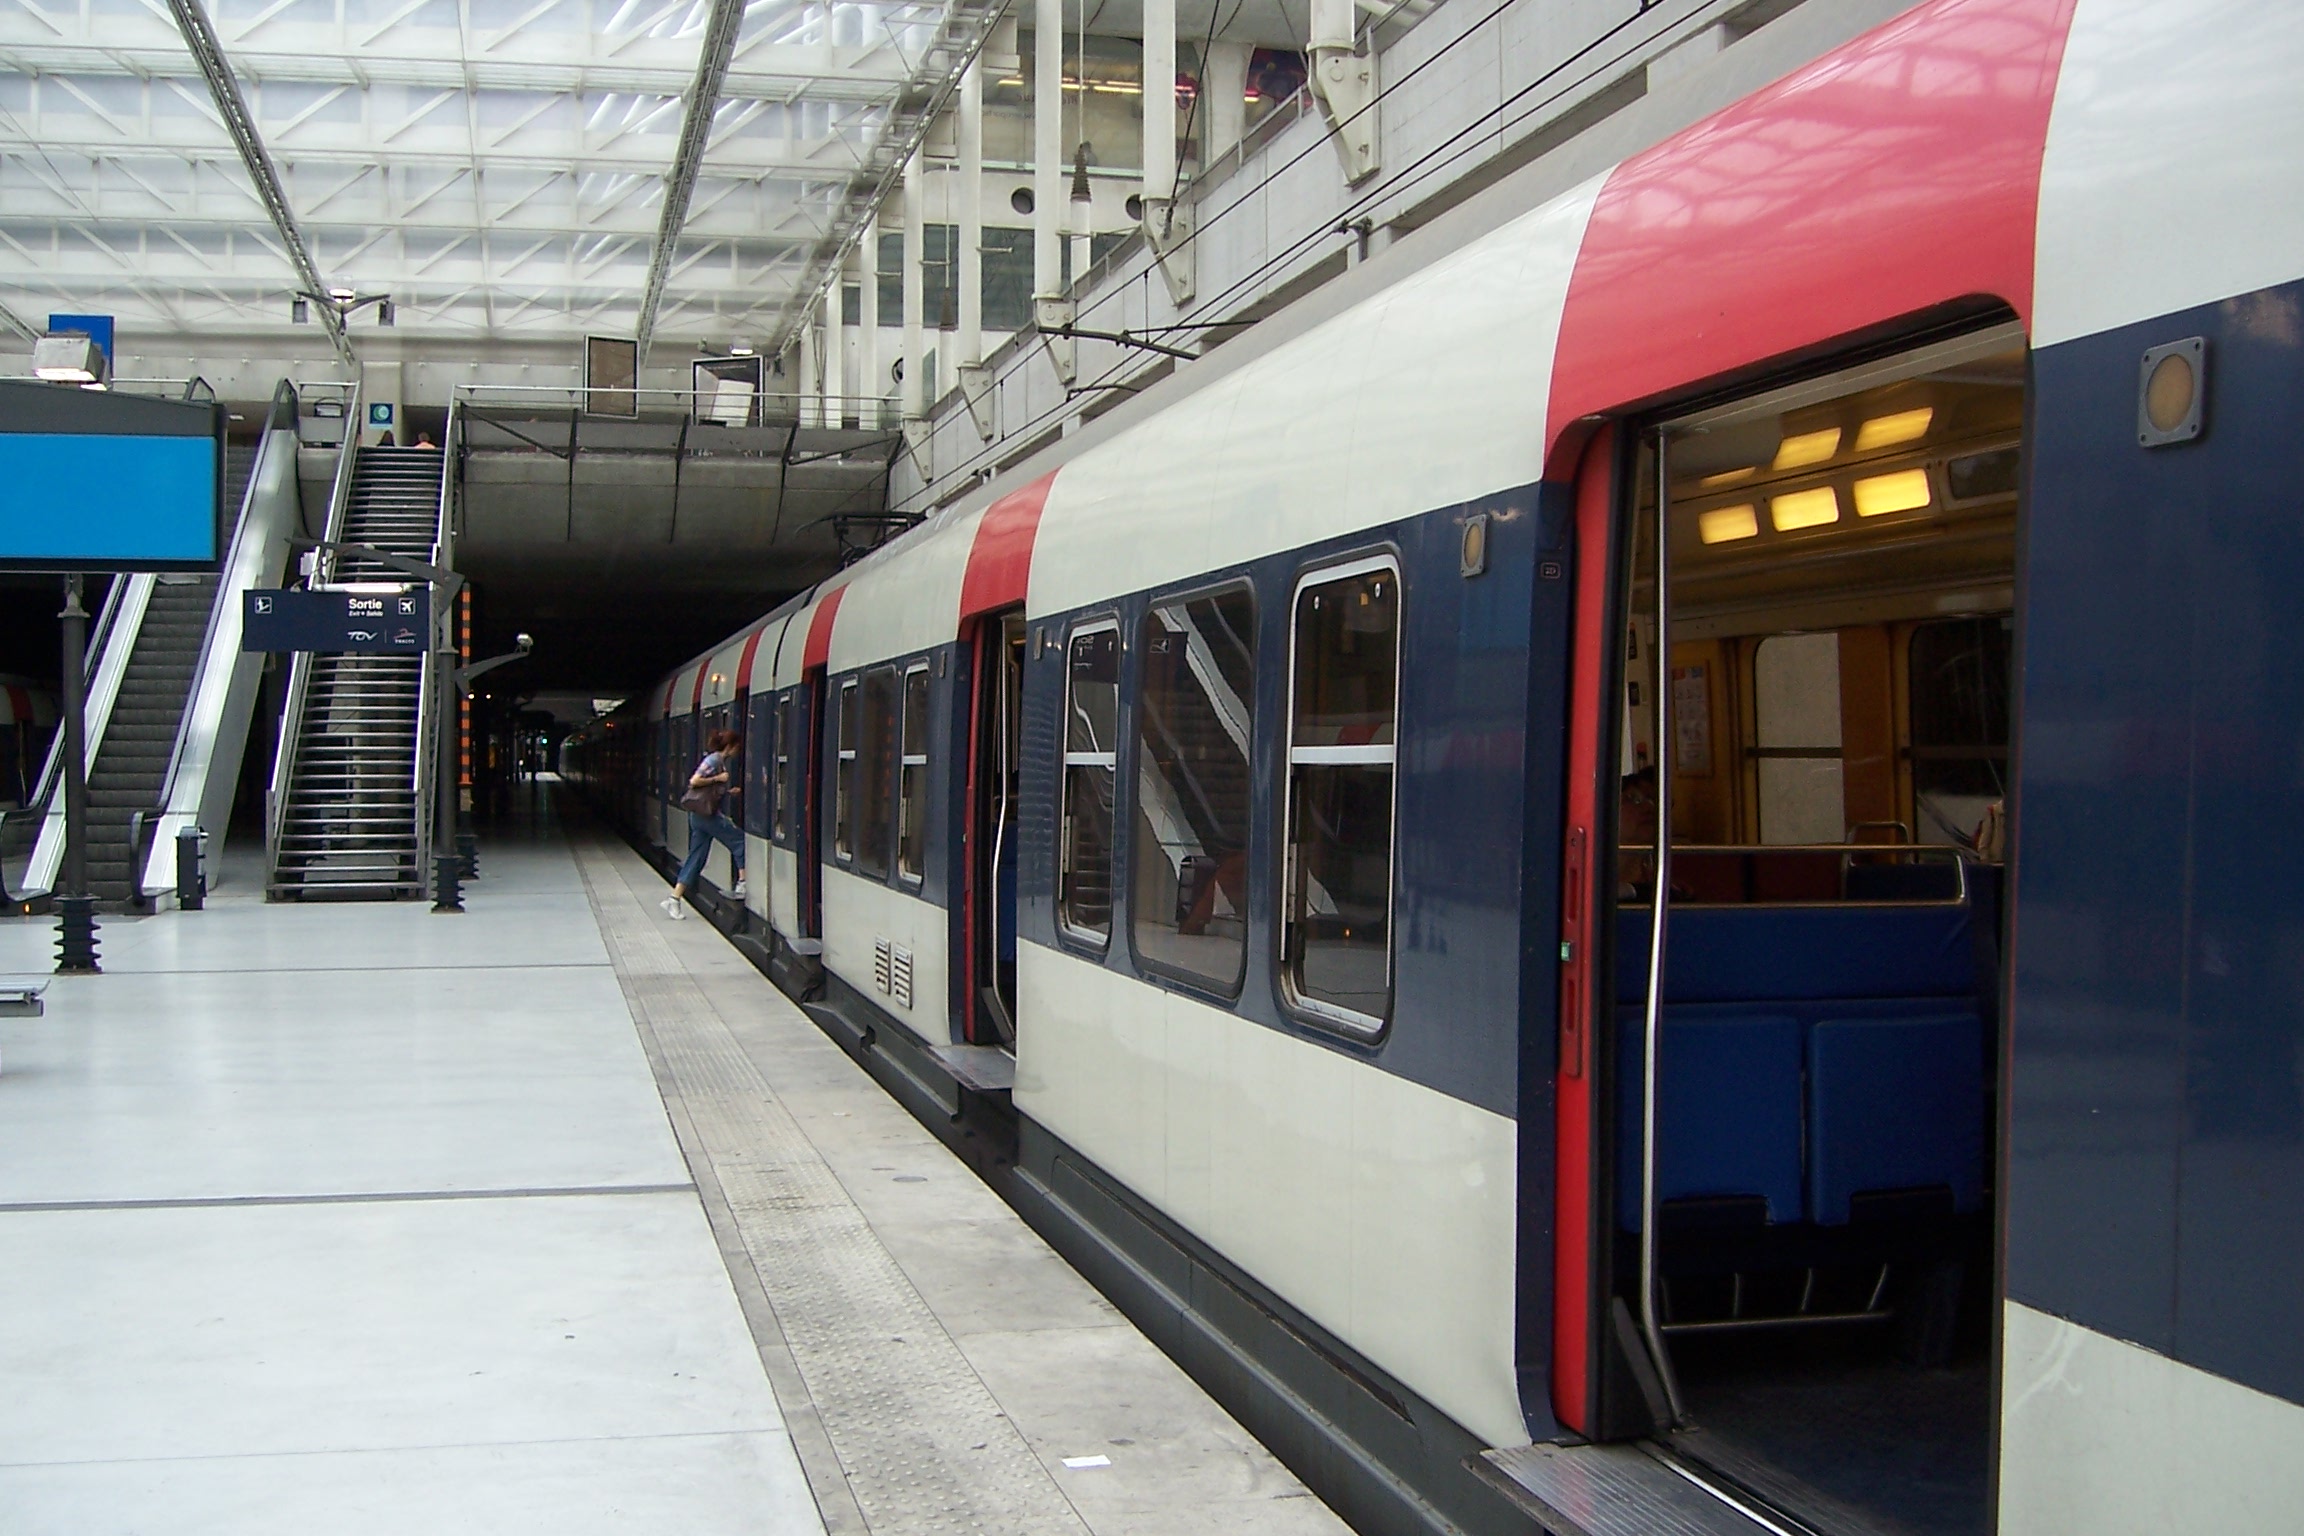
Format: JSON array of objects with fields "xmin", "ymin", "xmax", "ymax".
[
  {"xmin": 1698, "ymin": 504, "xmax": 1759, "ymax": 544},
  {"xmin": 1772, "ymin": 426, "xmax": 1842, "ymax": 471},
  {"xmin": 1852, "ymin": 468, "xmax": 1933, "ymax": 518},
  {"xmin": 1854, "ymin": 406, "xmax": 1934, "ymax": 452},
  {"xmin": 1769, "ymin": 486, "xmax": 1840, "ymax": 531}
]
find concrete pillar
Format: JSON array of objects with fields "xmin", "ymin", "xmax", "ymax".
[
  {"xmin": 857, "ymin": 213, "xmax": 881, "ymax": 426},
  {"xmin": 901, "ymin": 151, "xmax": 926, "ymax": 419},
  {"xmin": 957, "ymin": 58, "xmax": 984, "ymax": 365},
  {"xmin": 1033, "ymin": 0, "xmax": 1062, "ymax": 298},
  {"xmin": 1142, "ymin": 0, "xmax": 1176, "ymax": 204},
  {"xmin": 1204, "ymin": 40, "xmax": 1250, "ymax": 163}
]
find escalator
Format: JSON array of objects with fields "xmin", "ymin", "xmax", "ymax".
[
  {"xmin": 21, "ymin": 380, "xmax": 311, "ymax": 906},
  {"xmin": 76, "ymin": 447, "xmax": 257, "ymax": 902}
]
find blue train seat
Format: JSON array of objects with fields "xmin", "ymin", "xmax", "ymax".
[
  {"xmin": 1615, "ymin": 1009, "xmax": 1804, "ymax": 1230},
  {"xmin": 1618, "ymin": 901, "xmax": 1978, "ymax": 1004},
  {"xmin": 1806, "ymin": 1012, "xmax": 1986, "ymax": 1225}
]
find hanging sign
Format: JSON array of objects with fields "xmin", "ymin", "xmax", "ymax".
[{"xmin": 243, "ymin": 588, "xmax": 429, "ymax": 654}]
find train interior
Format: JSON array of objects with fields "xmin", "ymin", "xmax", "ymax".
[{"xmin": 1608, "ymin": 326, "xmax": 2023, "ymax": 1536}]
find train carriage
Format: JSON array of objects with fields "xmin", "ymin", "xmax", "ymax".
[{"xmin": 571, "ymin": 1, "xmax": 2304, "ymax": 1530}]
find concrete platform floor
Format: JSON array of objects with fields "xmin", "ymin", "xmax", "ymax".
[{"xmin": 0, "ymin": 804, "xmax": 1348, "ymax": 1536}]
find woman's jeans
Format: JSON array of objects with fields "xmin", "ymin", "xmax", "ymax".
[{"xmin": 678, "ymin": 811, "xmax": 744, "ymax": 889}]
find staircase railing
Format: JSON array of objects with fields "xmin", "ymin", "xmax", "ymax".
[
  {"xmin": 266, "ymin": 380, "xmax": 360, "ymax": 883},
  {"xmin": 142, "ymin": 379, "xmax": 306, "ymax": 897},
  {"xmin": 411, "ymin": 396, "xmax": 459, "ymax": 888}
]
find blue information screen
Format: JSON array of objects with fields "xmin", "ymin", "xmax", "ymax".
[
  {"xmin": 0, "ymin": 434, "xmax": 219, "ymax": 565},
  {"xmin": 0, "ymin": 380, "xmax": 225, "ymax": 572}
]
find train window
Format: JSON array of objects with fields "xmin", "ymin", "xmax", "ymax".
[
  {"xmin": 835, "ymin": 679, "xmax": 859, "ymax": 863},
  {"xmin": 1059, "ymin": 622, "xmax": 1121, "ymax": 944},
  {"xmin": 1908, "ymin": 616, "xmax": 2010, "ymax": 848},
  {"xmin": 859, "ymin": 668, "xmax": 898, "ymax": 879},
  {"xmin": 898, "ymin": 664, "xmax": 930, "ymax": 882},
  {"xmin": 1283, "ymin": 558, "xmax": 1399, "ymax": 1034},
  {"xmin": 773, "ymin": 692, "xmax": 794, "ymax": 840},
  {"xmin": 1131, "ymin": 587, "xmax": 1255, "ymax": 994},
  {"xmin": 1754, "ymin": 632, "xmax": 1844, "ymax": 843}
]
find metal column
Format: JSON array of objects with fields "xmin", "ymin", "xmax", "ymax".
[
  {"xmin": 857, "ymin": 215, "xmax": 882, "ymax": 427},
  {"xmin": 957, "ymin": 57, "xmax": 984, "ymax": 367},
  {"xmin": 1142, "ymin": 0, "xmax": 1176, "ymax": 212},
  {"xmin": 822, "ymin": 266, "xmax": 843, "ymax": 426},
  {"xmin": 1032, "ymin": 0, "xmax": 1062, "ymax": 300},
  {"xmin": 901, "ymin": 151, "xmax": 926, "ymax": 420},
  {"xmin": 1637, "ymin": 431, "xmax": 1687, "ymax": 1425}
]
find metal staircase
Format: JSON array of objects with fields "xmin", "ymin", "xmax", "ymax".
[
  {"xmin": 70, "ymin": 447, "xmax": 260, "ymax": 903},
  {"xmin": 267, "ymin": 445, "xmax": 444, "ymax": 899}
]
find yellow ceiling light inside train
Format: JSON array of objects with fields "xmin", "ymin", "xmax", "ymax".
[
  {"xmin": 1698, "ymin": 504, "xmax": 1760, "ymax": 544},
  {"xmin": 1770, "ymin": 486, "xmax": 1841, "ymax": 531},
  {"xmin": 1854, "ymin": 406, "xmax": 1934, "ymax": 451},
  {"xmin": 1772, "ymin": 426, "xmax": 1842, "ymax": 470},
  {"xmin": 1853, "ymin": 468, "xmax": 1934, "ymax": 518}
]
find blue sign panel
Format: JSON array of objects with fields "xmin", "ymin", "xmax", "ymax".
[
  {"xmin": 0, "ymin": 380, "xmax": 225, "ymax": 573},
  {"xmin": 243, "ymin": 588, "xmax": 430, "ymax": 655},
  {"xmin": 368, "ymin": 402, "xmax": 394, "ymax": 426}
]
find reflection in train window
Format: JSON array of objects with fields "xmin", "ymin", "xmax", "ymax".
[
  {"xmin": 1060, "ymin": 623, "xmax": 1120, "ymax": 943},
  {"xmin": 1753, "ymin": 632, "xmax": 1844, "ymax": 843},
  {"xmin": 899, "ymin": 664, "xmax": 929, "ymax": 882},
  {"xmin": 859, "ymin": 668, "xmax": 897, "ymax": 879},
  {"xmin": 835, "ymin": 678, "xmax": 859, "ymax": 863},
  {"xmin": 1132, "ymin": 588, "xmax": 1255, "ymax": 993},
  {"xmin": 1283, "ymin": 559, "xmax": 1399, "ymax": 1033}
]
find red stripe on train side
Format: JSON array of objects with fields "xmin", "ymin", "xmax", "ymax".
[
  {"xmin": 959, "ymin": 472, "xmax": 1055, "ymax": 619},
  {"xmin": 1551, "ymin": 427, "xmax": 1616, "ymax": 1433},
  {"xmin": 802, "ymin": 584, "xmax": 847, "ymax": 672},
  {"xmin": 1545, "ymin": 0, "xmax": 2077, "ymax": 461},
  {"xmin": 735, "ymin": 624, "xmax": 769, "ymax": 692},
  {"xmin": 690, "ymin": 662, "xmax": 708, "ymax": 712}
]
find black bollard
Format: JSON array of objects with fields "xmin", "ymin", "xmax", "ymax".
[
  {"xmin": 431, "ymin": 851, "xmax": 464, "ymax": 913},
  {"xmin": 54, "ymin": 894, "xmax": 99, "ymax": 973},
  {"xmin": 176, "ymin": 826, "xmax": 206, "ymax": 911}
]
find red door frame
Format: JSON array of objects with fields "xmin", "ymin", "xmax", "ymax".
[{"xmin": 1551, "ymin": 425, "xmax": 1619, "ymax": 1433}]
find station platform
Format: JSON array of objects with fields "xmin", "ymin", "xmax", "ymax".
[{"xmin": 0, "ymin": 797, "xmax": 1348, "ymax": 1536}]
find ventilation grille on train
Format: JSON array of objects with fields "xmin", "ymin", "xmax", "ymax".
[{"xmin": 870, "ymin": 937, "xmax": 914, "ymax": 1009}]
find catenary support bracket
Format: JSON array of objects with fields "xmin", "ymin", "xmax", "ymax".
[{"xmin": 1307, "ymin": 0, "xmax": 1380, "ymax": 184}]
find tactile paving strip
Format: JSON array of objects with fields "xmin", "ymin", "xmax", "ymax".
[{"xmin": 575, "ymin": 839, "xmax": 1092, "ymax": 1536}]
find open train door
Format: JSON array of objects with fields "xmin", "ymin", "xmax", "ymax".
[
  {"xmin": 965, "ymin": 608, "xmax": 1025, "ymax": 1044},
  {"xmin": 956, "ymin": 474, "xmax": 1052, "ymax": 1048}
]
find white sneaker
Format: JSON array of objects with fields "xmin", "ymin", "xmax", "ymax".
[
  {"xmin": 661, "ymin": 895, "xmax": 686, "ymax": 920},
  {"xmin": 730, "ymin": 880, "xmax": 748, "ymax": 900}
]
